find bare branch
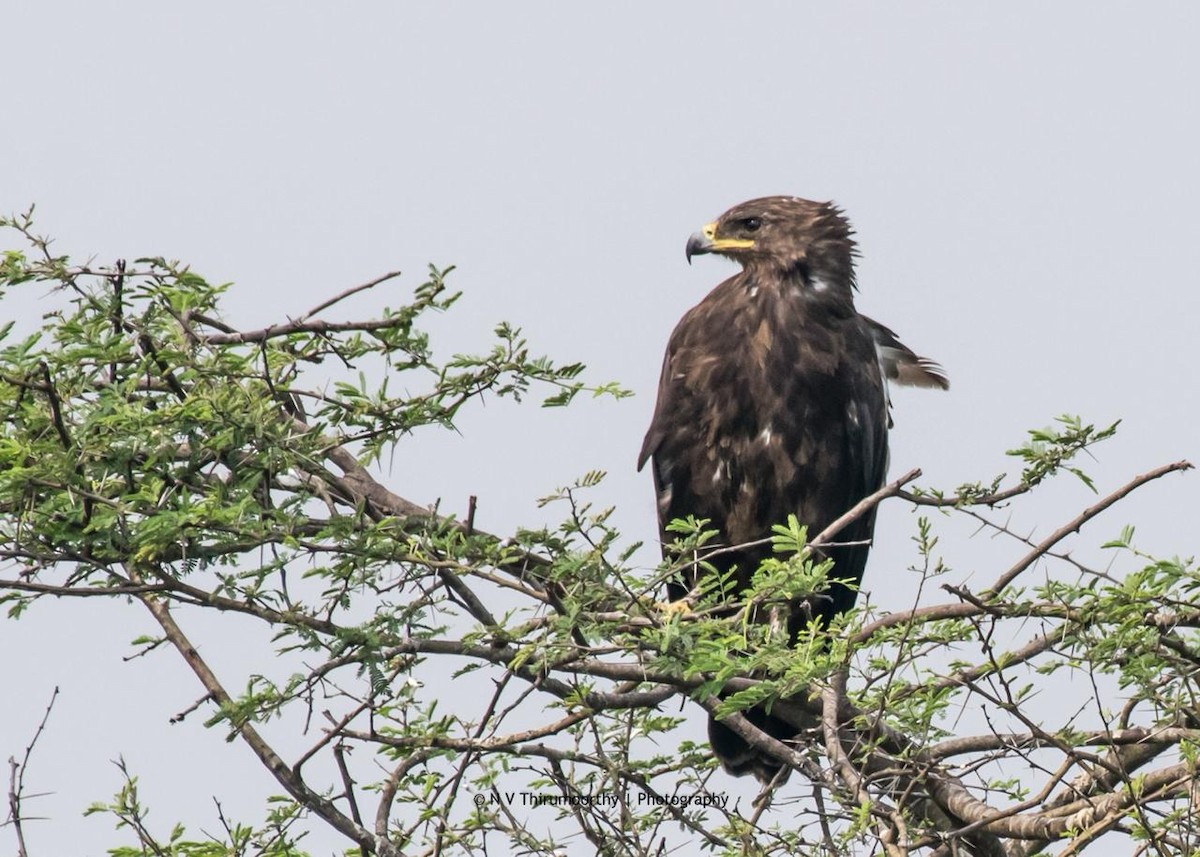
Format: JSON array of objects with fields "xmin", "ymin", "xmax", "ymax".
[
  {"xmin": 5, "ymin": 687, "xmax": 58, "ymax": 857},
  {"xmin": 988, "ymin": 460, "xmax": 1192, "ymax": 594},
  {"xmin": 299, "ymin": 270, "xmax": 404, "ymax": 322}
]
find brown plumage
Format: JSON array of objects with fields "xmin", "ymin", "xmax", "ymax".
[{"xmin": 638, "ymin": 196, "xmax": 947, "ymax": 782}]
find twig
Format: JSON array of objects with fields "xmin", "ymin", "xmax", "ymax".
[
  {"xmin": 299, "ymin": 270, "xmax": 403, "ymax": 322},
  {"xmin": 169, "ymin": 693, "xmax": 213, "ymax": 725},
  {"xmin": 36, "ymin": 362, "xmax": 72, "ymax": 452},
  {"xmin": 6, "ymin": 687, "xmax": 59, "ymax": 857},
  {"xmin": 809, "ymin": 468, "xmax": 922, "ymax": 548},
  {"xmin": 332, "ymin": 743, "xmax": 367, "ymax": 857},
  {"xmin": 375, "ymin": 749, "xmax": 436, "ymax": 840},
  {"xmin": 202, "ymin": 315, "xmax": 422, "ymax": 346},
  {"xmin": 110, "ymin": 259, "xmax": 125, "ymax": 382},
  {"xmin": 988, "ymin": 460, "xmax": 1192, "ymax": 595},
  {"xmin": 671, "ymin": 468, "xmax": 922, "ymax": 577}
]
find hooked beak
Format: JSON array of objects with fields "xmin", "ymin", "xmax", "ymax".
[
  {"xmin": 685, "ymin": 221, "xmax": 755, "ymax": 264},
  {"xmin": 685, "ymin": 222, "xmax": 717, "ymax": 265}
]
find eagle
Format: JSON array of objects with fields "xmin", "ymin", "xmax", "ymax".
[{"xmin": 638, "ymin": 196, "xmax": 947, "ymax": 782}]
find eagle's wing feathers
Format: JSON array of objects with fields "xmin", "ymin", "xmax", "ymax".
[
  {"xmin": 864, "ymin": 315, "xmax": 950, "ymax": 390},
  {"xmin": 637, "ymin": 350, "xmax": 673, "ymax": 473}
]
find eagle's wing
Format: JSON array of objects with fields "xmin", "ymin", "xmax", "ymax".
[
  {"xmin": 864, "ymin": 316, "xmax": 949, "ymax": 390},
  {"xmin": 637, "ymin": 349, "xmax": 673, "ymax": 474}
]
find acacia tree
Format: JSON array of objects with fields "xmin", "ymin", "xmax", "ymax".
[{"xmin": 2, "ymin": 211, "xmax": 1197, "ymax": 857}]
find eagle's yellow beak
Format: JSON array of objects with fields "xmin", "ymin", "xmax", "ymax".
[{"xmin": 685, "ymin": 221, "xmax": 756, "ymax": 264}]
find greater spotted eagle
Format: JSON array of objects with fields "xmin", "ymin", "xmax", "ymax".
[{"xmin": 638, "ymin": 196, "xmax": 947, "ymax": 782}]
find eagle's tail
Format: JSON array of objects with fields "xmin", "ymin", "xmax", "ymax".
[{"xmin": 708, "ymin": 702, "xmax": 816, "ymax": 785}]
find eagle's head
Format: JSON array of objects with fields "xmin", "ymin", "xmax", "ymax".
[{"xmin": 686, "ymin": 196, "xmax": 858, "ymax": 296}]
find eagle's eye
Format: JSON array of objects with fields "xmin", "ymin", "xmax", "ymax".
[{"xmin": 741, "ymin": 218, "xmax": 762, "ymax": 232}]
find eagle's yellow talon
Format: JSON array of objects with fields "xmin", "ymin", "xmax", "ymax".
[{"xmin": 657, "ymin": 600, "xmax": 693, "ymax": 619}]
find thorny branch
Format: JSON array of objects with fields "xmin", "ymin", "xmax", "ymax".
[{"xmin": 4, "ymin": 687, "xmax": 58, "ymax": 857}]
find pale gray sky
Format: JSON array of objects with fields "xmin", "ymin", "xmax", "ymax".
[{"xmin": 3, "ymin": 3, "xmax": 1198, "ymax": 854}]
